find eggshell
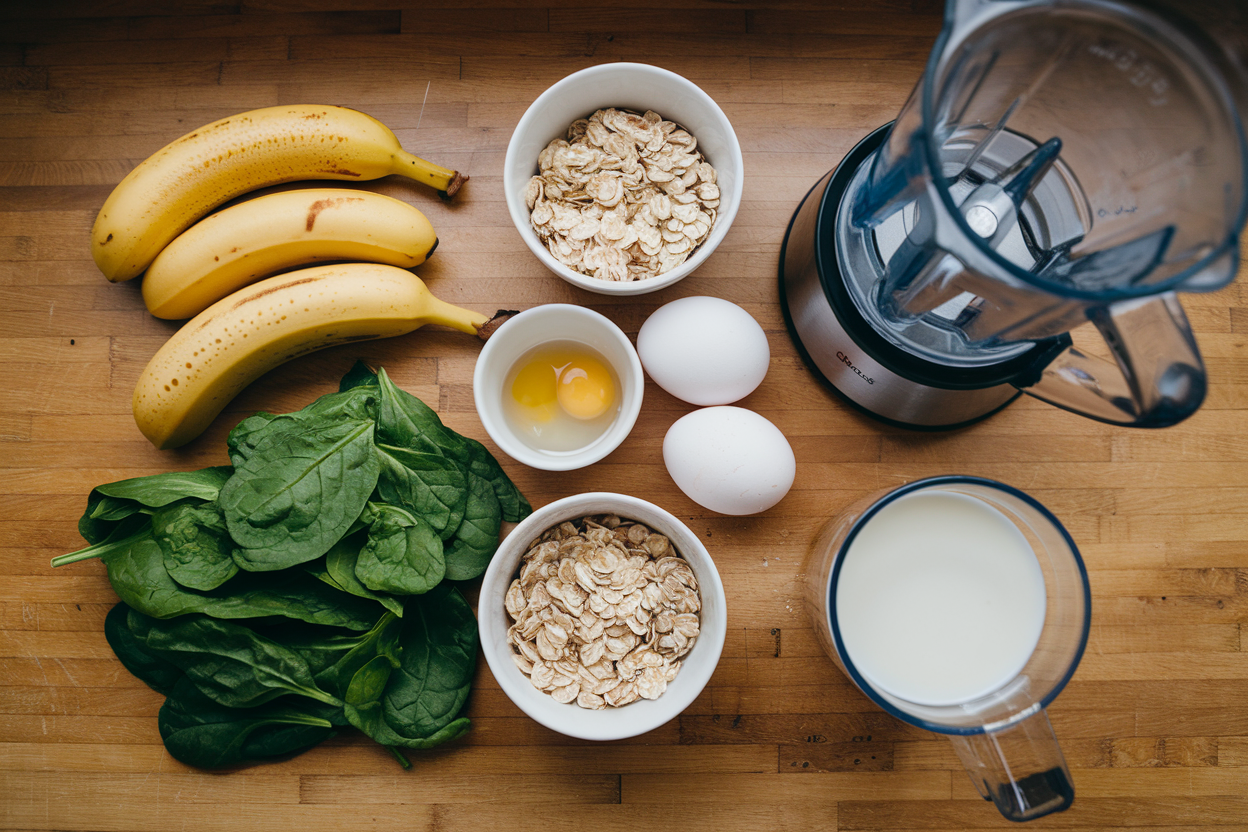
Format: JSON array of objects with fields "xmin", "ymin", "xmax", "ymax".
[
  {"xmin": 663, "ymin": 406, "xmax": 796, "ymax": 515},
  {"xmin": 637, "ymin": 296, "xmax": 770, "ymax": 406}
]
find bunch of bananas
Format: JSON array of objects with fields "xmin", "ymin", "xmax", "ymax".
[{"xmin": 93, "ymin": 105, "xmax": 491, "ymax": 449}]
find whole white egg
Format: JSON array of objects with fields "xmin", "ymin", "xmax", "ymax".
[
  {"xmin": 663, "ymin": 406, "xmax": 796, "ymax": 515},
  {"xmin": 637, "ymin": 296, "xmax": 770, "ymax": 406}
]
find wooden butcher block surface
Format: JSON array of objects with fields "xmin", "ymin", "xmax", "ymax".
[{"xmin": 2, "ymin": 2, "xmax": 1247, "ymax": 830}]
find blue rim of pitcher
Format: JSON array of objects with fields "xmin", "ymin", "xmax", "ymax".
[
  {"xmin": 919, "ymin": 1, "xmax": 1247, "ymax": 303},
  {"xmin": 826, "ymin": 474, "xmax": 1092, "ymax": 736}
]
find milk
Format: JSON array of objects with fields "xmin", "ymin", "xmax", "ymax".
[{"xmin": 834, "ymin": 489, "xmax": 1048, "ymax": 707}]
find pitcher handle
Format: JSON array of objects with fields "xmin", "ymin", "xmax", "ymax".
[
  {"xmin": 948, "ymin": 709, "xmax": 1075, "ymax": 822},
  {"xmin": 1017, "ymin": 293, "xmax": 1207, "ymax": 428}
]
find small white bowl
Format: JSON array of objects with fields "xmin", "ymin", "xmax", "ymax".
[
  {"xmin": 479, "ymin": 492, "xmax": 727, "ymax": 741},
  {"xmin": 503, "ymin": 62, "xmax": 744, "ymax": 296},
  {"xmin": 473, "ymin": 304, "xmax": 644, "ymax": 471}
]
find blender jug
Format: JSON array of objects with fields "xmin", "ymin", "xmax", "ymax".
[
  {"xmin": 780, "ymin": 0, "xmax": 1247, "ymax": 428},
  {"xmin": 804, "ymin": 477, "xmax": 1091, "ymax": 822}
]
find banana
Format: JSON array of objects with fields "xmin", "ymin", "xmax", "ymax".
[
  {"xmin": 142, "ymin": 188, "xmax": 439, "ymax": 319},
  {"xmin": 133, "ymin": 263, "xmax": 488, "ymax": 449},
  {"xmin": 92, "ymin": 104, "xmax": 466, "ymax": 283}
]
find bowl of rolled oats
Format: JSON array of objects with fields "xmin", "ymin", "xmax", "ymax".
[
  {"xmin": 504, "ymin": 62, "xmax": 743, "ymax": 295},
  {"xmin": 479, "ymin": 492, "xmax": 727, "ymax": 740}
]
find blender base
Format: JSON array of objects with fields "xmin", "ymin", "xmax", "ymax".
[{"xmin": 778, "ymin": 124, "xmax": 1050, "ymax": 431}]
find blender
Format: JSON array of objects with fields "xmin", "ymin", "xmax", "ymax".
[{"xmin": 779, "ymin": 0, "xmax": 1248, "ymax": 429}]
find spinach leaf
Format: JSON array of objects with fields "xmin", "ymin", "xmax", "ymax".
[
  {"xmin": 317, "ymin": 533, "xmax": 405, "ymax": 617},
  {"xmin": 374, "ymin": 368, "xmax": 529, "ymax": 523},
  {"xmin": 458, "ymin": 438, "xmax": 531, "ymax": 524},
  {"xmin": 76, "ymin": 506, "xmax": 150, "ymax": 549},
  {"xmin": 343, "ymin": 655, "xmax": 471, "ymax": 750},
  {"xmin": 226, "ymin": 412, "xmax": 277, "ymax": 466},
  {"xmin": 78, "ymin": 495, "xmax": 151, "ymax": 547},
  {"xmin": 90, "ymin": 496, "xmax": 148, "ymax": 522},
  {"xmin": 227, "ymin": 386, "xmax": 379, "ymax": 470},
  {"xmin": 339, "ymin": 360, "xmax": 380, "ymax": 392},
  {"xmin": 195, "ymin": 571, "xmax": 384, "ymax": 631},
  {"xmin": 159, "ymin": 677, "xmax": 335, "ymax": 769},
  {"xmin": 97, "ymin": 467, "xmax": 233, "ymax": 507},
  {"xmin": 443, "ymin": 471, "xmax": 503, "ymax": 581},
  {"xmin": 152, "ymin": 502, "xmax": 238, "ymax": 591},
  {"xmin": 375, "ymin": 444, "xmax": 468, "ymax": 539},
  {"xmin": 77, "ymin": 467, "xmax": 232, "ymax": 545},
  {"xmin": 264, "ymin": 623, "xmax": 371, "ymax": 678},
  {"xmin": 128, "ymin": 610, "xmax": 343, "ymax": 709},
  {"xmin": 385, "ymin": 585, "xmax": 477, "ymax": 737},
  {"xmin": 374, "ymin": 367, "xmax": 456, "ymax": 456},
  {"xmin": 103, "ymin": 602, "xmax": 183, "ymax": 695},
  {"xmin": 355, "ymin": 503, "xmax": 446, "ymax": 596},
  {"xmin": 232, "ymin": 388, "xmax": 380, "ymax": 459},
  {"xmin": 342, "ymin": 586, "xmax": 475, "ymax": 748},
  {"xmin": 77, "ymin": 506, "xmax": 115, "ymax": 547},
  {"xmin": 221, "ymin": 418, "xmax": 381, "ymax": 571},
  {"xmin": 54, "ymin": 528, "xmax": 383, "ymax": 630},
  {"xmin": 301, "ymin": 385, "xmax": 381, "ymax": 423},
  {"xmin": 343, "ymin": 655, "xmax": 472, "ymax": 750},
  {"xmin": 314, "ymin": 612, "xmax": 403, "ymax": 701}
]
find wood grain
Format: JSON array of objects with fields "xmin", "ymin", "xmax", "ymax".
[{"xmin": 1, "ymin": 2, "xmax": 1246, "ymax": 831}]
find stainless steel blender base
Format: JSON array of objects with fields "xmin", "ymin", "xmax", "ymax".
[{"xmin": 778, "ymin": 125, "xmax": 1063, "ymax": 430}]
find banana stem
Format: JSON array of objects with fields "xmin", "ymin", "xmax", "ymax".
[
  {"xmin": 391, "ymin": 150, "xmax": 468, "ymax": 198},
  {"xmin": 475, "ymin": 310, "xmax": 519, "ymax": 341},
  {"xmin": 419, "ymin": 294, "xmax": 489, "ymax": 335}
]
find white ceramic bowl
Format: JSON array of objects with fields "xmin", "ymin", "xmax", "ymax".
[
  {"xmin": 473, "ymin": 304, "xmax": 644, "ymax": 471},
  {"xmin": 503, "ymin": 62, "xmax": 744, "ymax": 296},
  {"xmin": 479, "ymin": 492, "xmax": 727, "ymax": 741}
]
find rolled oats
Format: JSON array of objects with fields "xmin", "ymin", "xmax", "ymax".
[
  {"xmin": 505, "ymin": 514, "xmax": 702, "ymax": 708},
  {"xmin": 527, "ymin": 109, "xmax": 721, "ymax": 283}
]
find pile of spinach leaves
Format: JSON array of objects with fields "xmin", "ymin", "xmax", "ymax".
[{"xmin": 53, "ymin": 363, "xmax": 530, "ymax": 769}]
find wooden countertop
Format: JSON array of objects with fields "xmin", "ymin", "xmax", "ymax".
[{"xmin": 2, "ymin": 2, "xmax": 1246, "ymax": 830}]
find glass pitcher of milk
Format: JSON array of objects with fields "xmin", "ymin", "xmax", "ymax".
[{"xmin": 804, "ymin": 476, "xmax": 1090, "ymax": 822}]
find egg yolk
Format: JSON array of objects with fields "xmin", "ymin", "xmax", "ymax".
[
  {"xmin": 510, "ymin": 359, "xmax": 559, "ymax": 423},
  {"xmin": 557, "ymin": 356, "xmax": 615, "ymax": 420}
]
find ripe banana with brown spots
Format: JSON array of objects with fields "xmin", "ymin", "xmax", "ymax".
[
  {"xmin": 133, "ymin": 263, "xmax": 489, "ymax": 449},
  {"xmin": 141, "ymin": 188, "xmax": 439, "ymax": 319},
  {"xmin": 92, "ymin": 104, "xmax": 466, "ymax": 283}
]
